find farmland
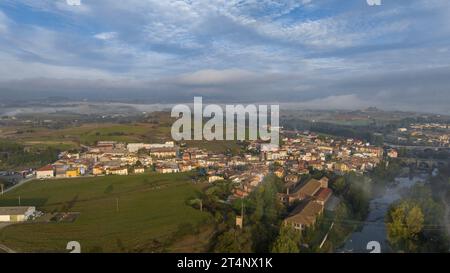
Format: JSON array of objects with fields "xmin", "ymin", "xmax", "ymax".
[{"xmin": 0, "ymin": 172, "xmax": 212, "ymax": 253}]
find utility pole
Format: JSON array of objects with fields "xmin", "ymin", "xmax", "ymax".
[
  {"xmin": 18, "ymin": 196, "xmax": 21, "ymax": 206},
  {"xmin": 241, "ymin": 200, "xmax": 244, "ymax": 227},
  {"xmin": 199, "ymin": 199, "xmax": 203, "ymax": 212}
]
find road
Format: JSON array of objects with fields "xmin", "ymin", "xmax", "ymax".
[
  {"xmin": 2, "ymin": 176, "xmax": 35, "ymax": 195},
  {"xmin": 0, "ymin": 243, "xmax": 16, "ymax": 253}
]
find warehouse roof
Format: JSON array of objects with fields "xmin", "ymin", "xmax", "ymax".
[{"xmin": 0, "ymin": 206, "xmax": 35, "ymax": 215}]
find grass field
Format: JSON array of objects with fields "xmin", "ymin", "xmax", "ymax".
[
  {"xmin": 2, "ymin": 122, "xmax": 242, "ymax": 156},
  {"xmin": 0, "ymin": 173, "xmax": 212, "ymax": 253},
  {"xmin": 185, "ymin": 140, "xmax": 243, "ymax": 154},
  {"xmin": 20, "ymin": 123, "xmax": 168, "ymax": 145}
]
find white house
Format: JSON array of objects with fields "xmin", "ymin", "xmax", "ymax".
[
  {"xmin": 36, "ymin": 165, "xmax": 54, "ymax": 179},
  {"xmin": 208, "ymin": 175, "xmax": 224, "ymax": 183}
]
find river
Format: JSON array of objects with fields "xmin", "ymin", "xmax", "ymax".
[{"xmin": 338, "ymin": 173, "xmax": 428, "ymax": 253}]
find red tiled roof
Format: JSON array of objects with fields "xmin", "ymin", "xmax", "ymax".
[
  {"xmin": 315, "ymin": 188, "xmax": 332, "ymax": 201},
  {"xmin": 37, "ymin": 165, "xmax": 53, "ymax": 172}
]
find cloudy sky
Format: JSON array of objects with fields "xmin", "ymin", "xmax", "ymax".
[{"xmin": 0, "ymin": 0, "xmax": 449, "ymax": 114}]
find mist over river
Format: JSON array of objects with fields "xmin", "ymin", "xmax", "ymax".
[{"xmin": 339, "ymin": 174, "xmax": 428, "ymax": 253}]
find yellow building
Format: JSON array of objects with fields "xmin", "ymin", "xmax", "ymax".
[
  {"xmin": 93, "ymin": 166, "xmax": 104, "ymax": 176},
  {"xmin": 66, "ymin": 168, "xmax": 80, "ymax": 178},
  {"xmin": 274, "ymin": 167, "xmax": 285, "ymax": 178},
  {"xmin": 334, "ymin": 163, "xmax": 349, "ymax": 173}
]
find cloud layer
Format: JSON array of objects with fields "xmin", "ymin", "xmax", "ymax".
[{"xmin": 0, "ymin": 0, "xmax": 449, "ymax": 114}]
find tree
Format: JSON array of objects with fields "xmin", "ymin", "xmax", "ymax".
[
  {"xmin": 214, "ymin": 228, "xmax": 252, "ymax": 253},
  {"xmin": 247, "ymin": 175, "xmax": 284, "ymax": 252},
  {"xmin": 386, "ymin": 201, "xmax": 424, "ymax": 252},
  {"xmin": 332, "ymin": 177, "xmax": 346, "ymax": 195},
  {"xmin": 135, "ymin": 160, "xmax": 142, "ymax": 167},
  {"xmin": 271, "ymin": 225, "xmax": 300, "ymax": 253}
]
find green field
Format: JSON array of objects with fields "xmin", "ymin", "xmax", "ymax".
[
  {"xmin": 185, "ymin": 140, "xmax": 243, "ymax": 154},
  {"xmin": 0, "ymin": 173, "xmax": 212, "ymax": 253},
  {"xmin": 23, "ymin": 123, "xmax": 167, "ymax": 145}
]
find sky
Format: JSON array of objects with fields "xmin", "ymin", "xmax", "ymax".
[{"xmin": 0, "ymin": 0, "xmax": 449, "ymax": 114}]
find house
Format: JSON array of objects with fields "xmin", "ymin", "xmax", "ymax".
[
  {"xmin": 134, "ymin": 167, "xmax": 145, "ymax": 174},
  {"xmin": 106, "ymin": 167, "xmax": 128, "ymax": 176},
  {"xmin": 309, "ymin": 161, "xmax": 323, "ymax": 170},
  {"xmin": 66, "ymin": 168, "xmax": 80, "ymax": 178},
  {"xmin": 298, "ymin": 167, "xmax": 309, "ymax": 175},
  {"xmin": 55, "ymin": 167, "xmax": 67, "ymax": 178},
  {"xmin": 279, "ymin": 177, "xmax": 329, "ymax": 206},
  {"xmin": 334, "ymin": 162, "xmax": 350, "ymax": 173},
  {"xmin": 314, "ymin": 188, "xmax": 333, "ymax": 205},
  {"xmin": 179, "ymin": 164, "xmax": 193, "ymax": 172},
  {"xmin": 0, "ymin": 206, "xmax": 36, "ymax": 222},
  {"xmin": 387, "ymin": 149, "xmax": 398, "ymax": 158},
  {"xmin": 93, "ymin": 165, "xmax": 104, "ymax": 176},
  {"xmin": 36, "ymin": 165, "xmax": 54, "ymax": 179},
  {"xmin": 182, "ymin": 152, "xmax": 191, "ymax": 161},
  {"xmin": 284, "ymin": 201, "xmax": 324, "ymax": 231},
  {"xmin": 298, "ymin": 178, "xmax": 322, "ymax": 197},
  {"xmin": 285, "ymin": 174, "xmax": 299, "ymax": 184},
  {"xmin": 318, "ymin": 177, "xmax": 329, "ymax": 188},
  {"xmin": 274, "ymin": 167, "xmax": 285, "ymax": 178},
  {"xmin": 208, "ymin": 175, "xmax": 224, "ymax": 183},
  {"xmin": 155, "ymin": 164, "xmax": 179, "ymax": 174},
  {"xmin": 149, "ymin": 147, "xmax": 177, "ymax": 158}
]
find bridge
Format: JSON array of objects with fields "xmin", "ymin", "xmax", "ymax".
[
  {"xmin": 399, "ymin": 157, "xmax": 450, "ymax": 170},
  {"xmin": 385, "ymin": 144, "xmax": 450, "ymax": 152}
]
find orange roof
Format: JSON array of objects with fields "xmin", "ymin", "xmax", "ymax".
[
  {"xmin": 315, "ymin": 188, "xmax": 332, "ymax": 201},
  {"xmin": 37, "ymin": 165, "xmax": 53, "ymax": 172}
]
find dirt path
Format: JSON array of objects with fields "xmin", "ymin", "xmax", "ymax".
[
  {"xmin": 3, "ymin": 177, "xmax": 35, "ymax": 194},
  {"xmin": 0, "ymin": 243, "xmax": 16, "ymax": 253}
]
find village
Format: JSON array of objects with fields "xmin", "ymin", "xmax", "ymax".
[
  {"xmin": 391, "ymin": 123, "xmax": 450, "ymax": 147},
  {"xmin": 15, "ymin": 130, "xmax": 394, "ymax": 233}
]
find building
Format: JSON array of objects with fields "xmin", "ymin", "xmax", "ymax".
[
  {"xmin": 55, "ymin": 167, "xmax": 67, "ymax": 178},
  {"xmin": 285, "ymin": 174, "xmax": 299, "ymax": 184},
  {"xmin": 314, "ymin": 188, "xmax": 332, "ymax": 205},
  {"xmin": 127, "ymin": 142, "xmax": 175, "ymax": 153},
  {"xmin": 274, "ymin": 167, "xmax": 285, "ymax": 178},
  {"xmin": 106, "ymin": 167, "xmax": 128, "ymax": 176},
  {"xmin": 134, "ymin": 167, "xmax": 145, "ymax": 174},
  {"xmin": 155, "ymin": 164, "xmax": 179, "ymax": 174},
  {"xmin": 209, "ymin": 175, "xmax": 224, "ymax": 183},
  {"xmin": 284, "ymin": 201, "xmax": 324, "ymax": 231},
  {"xmin": 66, "ymin": 168, "xmax": 80, "ymax": 178},
  {"xmin": 36, "ymin": 165, "xmax": 54, "ymax": 179},
  {"xmin": 93, "ymin": 165, "xmax": 104, "ymax": 176},
  {"xmin": 387, "ymin": 149, "xmax": 398, "ymax": 158},
  {"xmin": 334, "ymin": 162, "xmax": 349, "ymax": 173},
  {"xmin": 318, "ymin": 177, "xmax": 329, "ymax": 188},
  {"xmin": 149, "ymin": 147, "xmax": 177, "ymax": 158},
  {"xmin": 0, "ymin": 206, "xmax": 36, "ymax": 222},
  {"xmin": 278, "ymin": 177, "xmax": 329, "ymax": 206},
  {"xmin": 298, "ymin": 178, "xmax": 322, "ymax": 197}
]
